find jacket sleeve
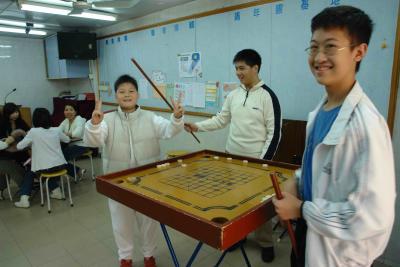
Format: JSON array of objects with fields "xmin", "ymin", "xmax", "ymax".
[
  {"xmin": 71, "ymin": 117, "xmax": 86, "ymax": 139},
  {"xmin": 16, "ymin": 130, "xmax": 33, "ymax": 150},
  {"xmin": 58, "ymin": 129, "xmax": 70, "ymax": 143},
  {"xmin": 260, "ymin": 91, "xmax": 282, "ymax": 160},
  {"xmin": 0, "ymin": 140, "xmax": 7, "ymax": 150},
  {"xmin": 195, "ymin": 93, "xmax": 232, "ymax": 131},
  {"xmin": 83, "ymin": 120, "xmax": 109, "ymax": 147},
  {"xmin": 302, "ymin": 118, "xmax": 396, "ymax": 241},
  {"xmin": 58, "ymin": 119, "xmax": 67, "ymax": 134},
  {"xmin": 154, "ymin": 114, "xmax": 184, "ymax": 139}
]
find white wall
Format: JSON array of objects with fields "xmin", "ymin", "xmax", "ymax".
[
  {"xmin": 97, "ymin": 0, "xmax": 258, "ymax": 37},
  {"xmin": 0, "ymin": 35, "xmax": 91, "ymax": 113}
]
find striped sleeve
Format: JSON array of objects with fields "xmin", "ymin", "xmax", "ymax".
[{"xmin": 261, "ymin": 84, "xmax": 282, "ymax": 160}]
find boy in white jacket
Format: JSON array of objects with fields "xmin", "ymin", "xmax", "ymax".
[
  {"xmin": 84, "ymin": 74, "xmax": 184, "ymax": 267},
  {"xmin": 272, "ymin": 6, "xmax": 396, "ymax": 267},
  {"xmin": 184, "ymin": 49, "xmax": 281, "ymax": 262}
]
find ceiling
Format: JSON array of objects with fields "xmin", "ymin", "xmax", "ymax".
[{"xmin": 0, "ymin": 0, "xmax": 195, "ymax": 38}]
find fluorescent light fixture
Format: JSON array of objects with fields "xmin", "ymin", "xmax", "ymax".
[
  {"xmin": 0, "ymin": 55, "xmax": 11, "ymax": 58},
  {"xmin": 0, "ymin": 45, "xmax": 12, "ymax": 48},
  {"xmin": 0, "ymin": 26, "xmax": 47, "ymax": 36},
  {"xmin": 29, "ymin": 30, "xmax": 47, "ymax": 35},
  {"xmin": 0, "ymin": 19, "xmax": 45, "ymax": 28},
  {"xmin": 71, "ymin": 11, "xmax": 116, "ymax": 21},
  {"xmin": 21, "ymin": 3, "xmax": 71, "ymax": 15},
  {"xmin": 20, "ymin": 1, "xmax": 116, "ymax": 21}
]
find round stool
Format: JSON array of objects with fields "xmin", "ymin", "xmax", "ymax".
[
  {"xmin": 72, "ymin": 149, "xmax": 95, "ymax": 182},
  {"xmin": 39, "ymin": 169, "xmax": 73, "ymax": 213}
]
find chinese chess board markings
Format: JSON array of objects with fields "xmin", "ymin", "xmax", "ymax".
[{"xmin": 159, "ymin": 160, "xmax": 260, "ymax": 198}]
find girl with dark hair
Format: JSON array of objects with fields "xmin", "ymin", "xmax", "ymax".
[
  {"xmin": 0, "ymin": 102, "xmax": 30, "ymax": 139},
  {"xmin": 14, "ymin": 108, "xmax": 70, "ymax": 208}
]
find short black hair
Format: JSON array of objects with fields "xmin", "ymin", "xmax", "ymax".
[
  {"xmin": 233, "ymin": 49, "xmax": 262, "ymax": 73},
  {"xmin": 311, "ymin": 5, "xmax": 373, "ymax": 72},
  {"xmin": 64, "ymin": 103, "xmax": 79, "ymax": 114},
  {"xmin": 32, "ymin": 108, "xmax": 51, "ymax": 129},
  {"xmin": 114, "ymin": 74, "xmax": 138, "ymax": 92},
  {"xmin": 3, "ymin": 102, "xmax": 19, "ymax": 120},
  {"xmin": 0, "ymin": 102, "xmax": 30, "ymax": 137}
]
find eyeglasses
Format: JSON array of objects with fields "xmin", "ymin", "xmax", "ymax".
[{"xmin": 305, "ymin": 44, "xmax": 358, "ymax": 56}]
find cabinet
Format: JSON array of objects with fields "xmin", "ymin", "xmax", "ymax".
[
  {"xmin": 44, "ymin": 34, "xmax": 89, "ymax": 79},
  {"xmin": 273, "ymin": 119, "xmax": 307, "ymax": 165}
]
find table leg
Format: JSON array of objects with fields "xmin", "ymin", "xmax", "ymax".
[{"xmin": 160, "ymin": 223, "xmax": 180, "ymax": 267}]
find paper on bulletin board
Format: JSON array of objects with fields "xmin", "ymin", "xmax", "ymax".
[
  {"xmin": 173, "ymin": 82, "xmax": 192, "ymax": 106},
  {"xmin": 222, "ymin": 82, "xmax": 238, "ymax": 100},
  {"xmin": 151, "ymin": 71, "xmax": 167, "ymax": 84},
  {"xmin": 138, "ymin": 78, "xmax": 150, "ymax": 99},
  {"xmin": 178, "ymin": 52, "xmax": 202, "ymax": 78},
  {"xmin": 166, "ymin": 83, "xmax": 175, "ymax": 103},
  {"xmin": 173, "ymin": 82, "xmax": 206, "ymax": 108},
  {"xmin": 205, "ymin": 81, "xmax": 218, "ymax": 107},
  {"xmin": 152, "ymin": 83, "xmax": 166, "ymax": 99},
  {"xmin": 191, "ymin": 82, "xmax": 206, "ymax": 108}
]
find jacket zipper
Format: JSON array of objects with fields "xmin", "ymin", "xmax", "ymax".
[{"xmin": 243, "ymin": 90, "xmax": 249, "ymax": 106}]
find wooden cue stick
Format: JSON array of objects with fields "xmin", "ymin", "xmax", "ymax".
[
  {"xmin": 130, "ymin": 58, "xmax": 200, "ymax": 143},
  {"xmin": 270, "ymin": 172, "xmax": 299, "ymax": 258}
]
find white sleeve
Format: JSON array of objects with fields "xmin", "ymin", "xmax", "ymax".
[
  {"xmin": 196, "ymin": 94, "xmax": 232, "ymax": 131},
  {"xmin": 83, "ymin": 120, "xmax": 108, "ymax": 147},
  {"xmin": 0, "ymin": 141, "xmax": 8, "ymax": 150},
  {"xmin": 154, "ymin": 113, "xmax": 184, "ymax": 139},
  {"xmin": 58, "ymin": 119, "xmax": 67, "ymax": 134},
  {"xmin": 71, "ymin": 117, "xmax": 86, "ymax": 139},
  {"xmin": 303, "ymin": 119, "xmax": 396, "ymax": 241},
  {"xmin": 58, "ymin": 129, "xmax": 70, "ymax": 143},
  {"xmin": 16, "ymin": 130, "xmax": 33, "ymax": 150}
]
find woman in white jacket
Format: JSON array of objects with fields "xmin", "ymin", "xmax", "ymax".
[
  {"xmin": 84, "ymin": 74, "xmax": 184, "ymax": 267},
  {"xmin": 59, "ymin": 104, "xmax": 87, "ymax": 179}
]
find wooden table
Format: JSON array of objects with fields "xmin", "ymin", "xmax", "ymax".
[{"xmin": 96, "ymin": 150, "xmax": 298, "ymax": 266}]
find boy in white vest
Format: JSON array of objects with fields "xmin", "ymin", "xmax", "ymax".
[
  {"xmin": 272, "ymin": 6, "xmax": 396, "ymax": 267},
  {"xmin": 84, "ymin": 74, "xmax": 184, "ymax": 267}
]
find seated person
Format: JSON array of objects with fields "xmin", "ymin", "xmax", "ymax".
[
  {"xmin": 0, "ymin": 136, "xmax": 25, "ymax": 199},
  {"xmin": 59, "ymin": 104, "xmax": 88, "ymax": 179},
  {"xmin": 14, "ymin": 108, "xmax": 70, "ymax": 208},
  {"xmin": 0, "ymin": 102, "xmax": 30, "ymax": 164}
]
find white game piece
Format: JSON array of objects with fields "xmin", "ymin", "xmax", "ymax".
[
  {"xmin": 260, "ymin": 193, "xmax": 275, "ymax": 203},
  {"xmin": 214, "ymin": 156, "xmax": 219, "ymax": 160},
  {"xmin": 262, "ymin": 164, "xmax": 268, "ymax": 168},
  {"xmin": 177, "ymin": 159, "xmax": 183, "ymax": 163},
  {"xmin": 156, "ymin": 164, "xmax": 162, "ymax": 168},
  {"xmin": 165, "ymin": 162, "xmax": 170, "ymax": 166},
  {"xmin": 127, "ymin": 177, "xmax": 138, "ymax": 183},
  {"xmin": 227, "ymin": 157, "xmax": 232, "ymax": 161},
  {"xmin": 242, "ymin": 160, "xmax": 248, "ymax": 164},
  {"xmin": 181, "ymin": 164, "xmax": 187, "ymax": 167}
]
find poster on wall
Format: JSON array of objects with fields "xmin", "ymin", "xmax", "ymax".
[{"xmin": 177, "ymin": 52, "xmax": 202, "ymax": 78}]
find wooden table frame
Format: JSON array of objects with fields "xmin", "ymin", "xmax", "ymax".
[{"xmin": 96, "ymin": 150, "xmax": 298, "ymax": 266}]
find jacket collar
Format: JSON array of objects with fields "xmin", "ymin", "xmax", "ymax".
[
  {"xmin": 240, "ymin": 80, "xmax": 264, "ymax": 92},
  {"xmin": 308, "ymin": 81, "xmax": 364, "ymax": 145},
  {"xmin": 117, "ymin": 105, "xmax": 141, "ymax": 121}
]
